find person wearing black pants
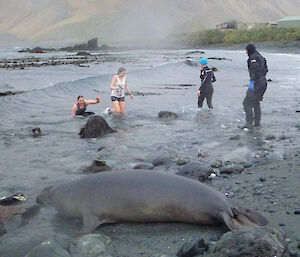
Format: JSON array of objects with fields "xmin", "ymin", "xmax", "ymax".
[
  {"xmin": 242, "ymin": 44, "xmax": 268, "ymax": 129},
  {"xmin": 198, "ymin": 58, "xmax": 216, "ymax": 109}
]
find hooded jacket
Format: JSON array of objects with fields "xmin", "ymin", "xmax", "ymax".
[
  {"xmin": 199, "ymin": 66, "xmax": 216, "ymax": 91},
  {"xmin": 247, "ymin": 49, "xmax": 268, "ymax": 81}
]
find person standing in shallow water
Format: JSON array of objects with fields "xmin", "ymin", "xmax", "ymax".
[
  {"xmin": 105, "ymin": 67, "xmax": 133, "ymax": 115},
  {"xmin": 197, "ymin": 58, "xmax": 216, "ymax": 109},
  {"xmin": 71, "ymin": 95, "xmax": 100, "ymax": 117},
  {"xmin": 241, "ymin": 43, "xmax": 268, "ymax": 129}
]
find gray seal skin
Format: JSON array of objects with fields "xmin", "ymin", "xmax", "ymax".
[{"xmin": 36, "ymin": 170, "xmax": 268, "ymax": 233}]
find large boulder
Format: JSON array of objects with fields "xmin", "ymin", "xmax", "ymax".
[
  {"xmin": 79, "ymin": 115, "xmax": 115, "ymax": 138},
  {"xmin": 70, "ymin": 234, "xmax": 111, "ymax": 257},
  {"xmin": 177, "ymin": 162, "xmax": 213, "ymax": 182},
  {"xmin": 158, "ymin": 111, "xmax": 178, "ymax": 119},
  {"xmin": 177, "ymin": 238, "xmax": 209, "ymax": 257},
  {"xmin": 206, "ymin": 227, "xmax": 286, "ymax": 257},
  {"xmin": 222, "ymin": 147, "xmax": 252, "ymax": 164},
  {"xmin": 144, "ymin": 151, "xmax": 177, "ymax": 167}
]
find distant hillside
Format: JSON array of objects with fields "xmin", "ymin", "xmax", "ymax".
[{"xmin": 1, "ymin": 0, "xmax": 300, "ymax": 46}]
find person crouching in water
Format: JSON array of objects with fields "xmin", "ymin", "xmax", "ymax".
[
  {"xmin": 105, "ymin": 67, "xmax": 133, "ymax": 115},
  {"xmin": 71, "ymin": 95, "xmax": 100, "ymax": 117},
  {"xmin": 241, "ymin": 43, "xmax": 268, "ymax": 129},
  {"xmin": 197, "ymin": 58, "xmax": 216, "ymax": 109}
]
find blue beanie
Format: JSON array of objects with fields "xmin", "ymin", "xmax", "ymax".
[{"xmin": 200, "ymin": 58, "xmax": 207, "ymax": 65}]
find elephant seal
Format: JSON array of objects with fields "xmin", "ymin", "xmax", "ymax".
[{"xmin": 36, "ymin": 170, "xmax": 268, "ymax": 233}]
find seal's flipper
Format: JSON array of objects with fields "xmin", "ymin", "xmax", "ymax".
[
  {"xmin": 81, "ymin": 213, "xmax": 102, "ymax": 234},
  {"xmin": 232, "ymin": 206, "xmax": 268, "ymax": 226},
  {"xmin": 220, "ymin": 206, "xmax": 268, "ymax": 231},
  {"xmin": 220, "ymin": 211, "xmax": 239, "ymax": 230}
]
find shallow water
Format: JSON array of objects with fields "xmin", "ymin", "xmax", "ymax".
[{"xmin": 0, "ymin": 48, "xmax": 299, "ymax": 256}]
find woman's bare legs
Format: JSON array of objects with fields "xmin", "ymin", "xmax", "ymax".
[
  {"xmin": 119, "ymin": 102, "xmax": 126, "ymax": 115},
  {"xmin": 110, "ymin": 101, "xmax": 121, "ymax": 114}
]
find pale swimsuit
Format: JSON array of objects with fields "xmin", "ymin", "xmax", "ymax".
[{"xmin": 111, "ymin": 76, "xmax": 126, "ymax": 101}]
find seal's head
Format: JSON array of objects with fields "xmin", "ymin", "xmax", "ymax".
[{"xmin": 36, "ymin": 186, "xmax": 53, "ymax": 205}]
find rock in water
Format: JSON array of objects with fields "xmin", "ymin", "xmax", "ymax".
[
  {"xmin": 70, "ymin": 234, "xmax": 111, "ymax": 257},
  {"xmin": 81, "ymin": 160, "xmax": 112, "ymax": 173},
  {"xmin": 158, "ymin": 111, "xmax": 178, "ymax": 119},
  {"xmin": 177, "ymin": 162, "xmax": 213, "ymax": 182},
  {"xmin": 207, "ymin": 227, "xmax": 286, "ymax": 257},
  {"xmin": 79, "ymin": 115, "xmax": 115, "ymax": 138},
  {"xmin": 25, "ymin": 241, "xmax": 70, "ymax": 257}
]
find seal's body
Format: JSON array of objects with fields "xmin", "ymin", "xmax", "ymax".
[{"xmin": 37, "ymin": 170, "xmax": 268, "ymax": 233}]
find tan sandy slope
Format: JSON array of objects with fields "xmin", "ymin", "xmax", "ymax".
[{"xmin": 0, "ymin": 0, "xmax": 299, "ymax": 45}]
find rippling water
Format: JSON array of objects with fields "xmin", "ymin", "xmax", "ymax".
[{"xmin": 0, "ymin": 48, "xmax": 299, "ymax": 256}]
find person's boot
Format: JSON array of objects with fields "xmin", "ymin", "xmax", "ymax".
[{"xmin": 239, "ymin": 123, "xmax": 253, "ymax": 129}]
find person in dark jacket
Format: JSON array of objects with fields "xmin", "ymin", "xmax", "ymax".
[
  {"xmin": 197, "ymin": 58, "xmax": 216, "ymax": 109},
  {"xmin": 241, "ymin": 44, "xmax": 268, "ymax": 128}
]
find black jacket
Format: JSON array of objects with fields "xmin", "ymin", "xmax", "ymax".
[
  {"xmin": 199, "ymin": 66, "xmax": 216, "ymax": 90},
  {"xmin": 247, "ymin": 50, "xmax": 268, "ymax": 81},
  {"xmin": 247, "ymin": 50, "xmax": 268, "ymax": 100}
]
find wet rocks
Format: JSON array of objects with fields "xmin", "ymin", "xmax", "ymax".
[
  {"xmin": 242, "ymin": 161, "xmax": 253, "ymax": 168},
  {"xmin": 185, "ymin": 50, "xmax": 205, "ymax": 55},
  {"xmin": 208, "ymin": 57, "xmax": 232, "ymax": 61},
  {"xmin": 267, "ymin": 152, "xmax": 283, "ymax": 161},
  {"xmin": 177, "ymin": 238, "xmax": 209, "ymax": 257},
  {"xmin": 0, "ymin": 90, "xmax": 23, "ymax": 97},
  {"xmin": 219, "ymin": 164, "xmax": 244, "ymax": 175},
  {"xmin": 25, "ymin": 241, "xmax": 70, "ymax": 257},
  {"xmin": 184, "ymin": 60, "xmax": 198, "ymax": 67},
  {"xmin": 259, "ymin": 177, "xmax": 266, "ymax": 182},
  {"xmin": 207, "ymin": 227, "xmax": 286, "ymax": 257},
  {"xmin": 144, "ymin": 152, "xmax": 174, "ymax": 167},
  {"xmin": 77, "ymin": 51, "xmax": 91, "ymax": 56},
  {"xmin": 158, "ymin": 111, "xmax": 178, "ymax": 119},
  {"xmin": 70, "ymin": 234, "xmax": 111, "ymax": 257},
  {"xmin": 177, "ymin": 162, "xmax": 213, "ymax": 182},
  {"xmin": 81, "ymin": 160, "xmax": 112, "ymax": 173},
  {"xmin": 222, "ymin": 147, "xmax": 252, "ymax": 164},
  {"xmin": 294, "ymin": 209, "xmax": 300, "ymax": 215},
  {"xmin": 79, "ymin": 115, "xmax": 115, "ymax": 138},
  {"xmin": 265, "ymin": 134, "xmax": 276, "ymax": 140},
  {"xmin": 229, "ymin": 135, "xmax": 241, "ymax": 140},
  {"xmin": 133, "ymin": 163, "xmax": 154, "ymax": 170},
  {"xmin": 176, "ymin": 157, "xmax": 191, "ymax": 166},
  {"xmin": 211, "ymin": 160, "xmax": 222, "ymax": 168}
]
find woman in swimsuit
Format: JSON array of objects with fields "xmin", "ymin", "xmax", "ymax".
[
  {"xmin": 105, "ymin": 67, "xmax": 133, "ymax": 115},
  {"xmin": 71, "ymin": 95, "xmax": 100, "ymax": 117}
]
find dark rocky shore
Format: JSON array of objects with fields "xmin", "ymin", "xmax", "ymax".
[
  {"xmin": 21, "ymin": 119, "xmax": 300, "ymax": 257},
  {"xmin": 0, "ymin": 46, "xmax": 299, "ymax": 257}
]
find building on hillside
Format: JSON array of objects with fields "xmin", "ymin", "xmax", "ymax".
[
  {"xmin": 237, "ymin": 22, "xmax": 268, "ymax": 30},
  {"xmin": 277, "ymin": 16, "xmax": 300, "ymax": 28},
  {"xmin": 216, "ymin": 21, "xmax": 237, "ymax": 30},
  {"xmin": 216, "ymin": 21, "xmax": 277, "ymax": 31},
  {"xmin": 267, "ymin": 21, "xmax": 278, "ymax": 27}
]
